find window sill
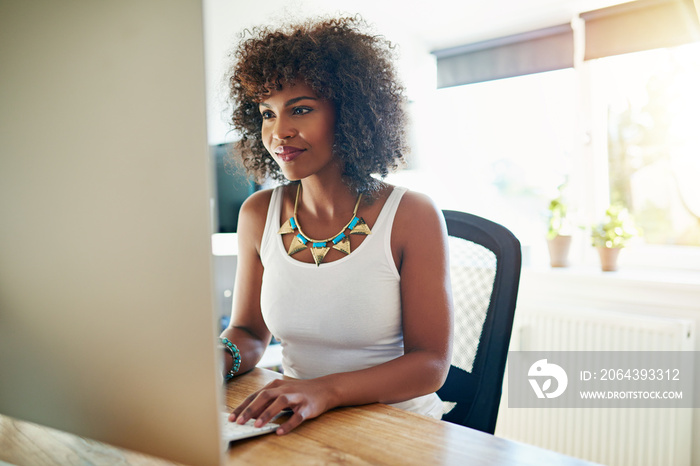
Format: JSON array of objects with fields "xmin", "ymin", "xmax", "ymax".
[{"xmin": 519, "ymin": 264, "xmax": 700, "ymax": 316}]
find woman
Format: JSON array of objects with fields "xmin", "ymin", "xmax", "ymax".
[{"xmin": 220, "ymin": 16, "xmax": 453, "ymax": 435}]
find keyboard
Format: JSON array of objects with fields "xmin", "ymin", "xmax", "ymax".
[{"xmin": 220, "ymin": 412, "xmax": 280, "ymax": 442}]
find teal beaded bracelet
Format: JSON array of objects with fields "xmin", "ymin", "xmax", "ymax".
[{"xmin": 219, "ymin": 337, "xmax": 241, "ymax": 381}]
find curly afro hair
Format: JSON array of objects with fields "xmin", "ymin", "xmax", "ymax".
[{"xmin": 226, "ymin": 16, "xmax": 408, "ymax": 195}]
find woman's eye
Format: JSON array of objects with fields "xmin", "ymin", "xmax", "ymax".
[
  {"xmin": 292, "ymin": 107, "xmax": 311, "ymax": 116},
  {"xmin": 261, "ymin": 110, "xmax": 275, "ymax": 120}
]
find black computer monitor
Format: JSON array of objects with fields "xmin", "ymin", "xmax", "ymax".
[{"xmin": 211, "ymin": 143, "xmax": 257, "ymax": 233}]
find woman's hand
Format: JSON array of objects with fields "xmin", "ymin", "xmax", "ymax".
[{"xmin": 228, "ymin": 378, "xmax": 337, "ymax": 435}]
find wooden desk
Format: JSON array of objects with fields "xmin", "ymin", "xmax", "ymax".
[{"xmin": 1, "ymin": 368, "xmax": 597, "ymax": 465}]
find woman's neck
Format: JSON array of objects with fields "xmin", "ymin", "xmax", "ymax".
[{"xmin": 297, "ymin": 178, "xmax": 357, "ymax": 221}]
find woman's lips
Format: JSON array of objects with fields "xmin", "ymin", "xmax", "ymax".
[{"xmin": 274, "ymin": 146, "xmax": 305, "ymax": 162}]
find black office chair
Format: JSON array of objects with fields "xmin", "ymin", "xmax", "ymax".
[{"xmin": 437, "ymin": 210, "xmax": 522, "ymax": 434}]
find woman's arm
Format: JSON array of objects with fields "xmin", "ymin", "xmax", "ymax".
[
  {"xmin": 230, "ymin": 190, "xmax": 453, "ymax": 434},
  {"xmin": 219, "ymin": 190, "xmax": 273, "ymax": 377}
]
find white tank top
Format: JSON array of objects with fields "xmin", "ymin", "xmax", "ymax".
[{"xmin": 259, "ymin": 185, "xmax": 443, "ymax": 419}]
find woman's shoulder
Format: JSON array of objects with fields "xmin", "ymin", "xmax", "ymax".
[
  {"xmin": 239, "ymin": 188, "xmax": 272, "ymax": 219},
  {"xmin": 237, "ymin": 187, "xmax": 277, "ymax": 237},
  {"xmin": 238, "ymin": 184, "xmax": 297, "ymax": 229},
  {"xmin": 396, "ymin": 187, "xmax": 434, "ymax": 207},
  {"xmin": 371, "ymin": 183, "xmax": 434, "ymax": 208},
  {"xmin": 240, "ymin": 184, "xmax": 296, "ymax": 210},
  {"xmin": 394, "ymin": 187, "xmax": 442, "ymax": 219},
  {"xmin": 392, "ymin": 187, "xmax": 447, "ymax": 239}
]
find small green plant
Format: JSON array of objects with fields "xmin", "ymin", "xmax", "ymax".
[
  {"xmin": 547, "ymin": 194, "xmax": 571, "ymax": 240},
  {"xmin": 591, "ymin": 204, "xmax": 639, "ymax": 248}
]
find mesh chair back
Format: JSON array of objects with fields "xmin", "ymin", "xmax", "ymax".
[{"xmin": 437, "ymin": 210, "xmax": 521, "ymax": 434}]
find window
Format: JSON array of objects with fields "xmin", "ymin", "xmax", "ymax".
[
  {"xmin": 591, "ymin": 43, "xmax": 700, "ymax": 247},
  {"xmin": 390, "ymin": 69, "xmax": 576, "ymax": 266},
  {"xmin": 390, "ymin": 41, "xmax": 700, "ymax": 271}
]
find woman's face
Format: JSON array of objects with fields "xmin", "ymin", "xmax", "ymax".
[{"xmin": 259, "ymin": 81, "xmax": 337, "ymax": 182}]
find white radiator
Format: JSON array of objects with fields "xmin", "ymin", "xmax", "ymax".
[{"xmin": 495, "ymin": 308, "xmax": 695, "ymax": 466}]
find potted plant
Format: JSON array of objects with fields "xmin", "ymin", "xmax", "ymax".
[
  {"xmin": 590, "ymin": 204, "xmax": 638, "ymax": 271},
  {"xmin": 546, "ymin": 191, "xmax": 574, "ymax": 267}
]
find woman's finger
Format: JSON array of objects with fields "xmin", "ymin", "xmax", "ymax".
[
  {"xmin": 229, "ymin": 389, "xmax": 263, "ymax": 421},
  {"xmin": 275, "ymin": 410, "xmax": 307, "ymax": 435},
  {"xmin": 252, "ymin": 395, "xmax": 295, "ymax": 427},
  {"xmin": 234, "ymin": 386, "xmax": 281, "ymax": 424}
]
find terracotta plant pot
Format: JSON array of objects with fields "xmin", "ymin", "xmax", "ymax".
[
  {"xmin": 547, "ymin": 235, "xmax": 572, "ymax": 267},
  {"xmin": 597, "ymin": 246, "xmax": 621, "ymax": 272}
]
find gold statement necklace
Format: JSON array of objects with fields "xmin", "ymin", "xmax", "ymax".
[{"xmin": 277, "ymin": 184, "xmax": 371, "ymax": 266}]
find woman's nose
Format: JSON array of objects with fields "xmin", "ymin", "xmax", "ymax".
[{"xmin": 272, "ymin": 116, "xmax": 296, "ymax": 140}]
